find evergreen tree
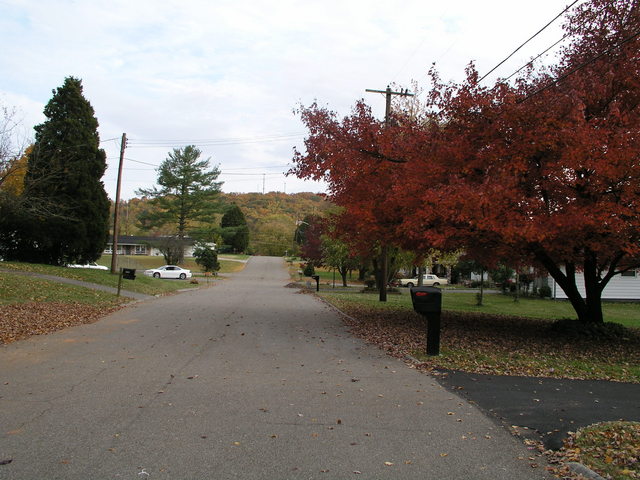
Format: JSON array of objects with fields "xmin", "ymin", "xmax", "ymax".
[
  {"xmin": 221, "ymin": 204, "xmax": 249, "ymax": 252},
  {"xmin": 4, "ymin": 77, "xmax": 110, "ymax": 265},
  {"xmin": 137, "ymin": 145, "xmax": 222, "ymax": 239},
  {"xmin": 193, "ymin": 242, "xmax": 220, "ymax": 273},
  {"xmin": 221, "ymin": 204, "xmax": 246, "ymax": 228}
]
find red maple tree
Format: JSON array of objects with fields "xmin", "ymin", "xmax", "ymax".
[{"xmin": 291, "ymin": 0, "xmax": 640, "ymax": 324}]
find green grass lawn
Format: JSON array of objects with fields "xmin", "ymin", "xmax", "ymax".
[
  {"xmin": 98, "ymin": 254, "xmax": 246, "ymax": 275},
  {"xmin": 318, "ymin": 288, "xmax": 640, "ymax": 329},
  {"xmin": 0, "ymin": 271, "xmax": 125, "ymax": 305},
  {"xmin": 318, "ymin": 289, "xmax": 640, "ymax": 383},
  {"xmin": 0, "ymin": 261, "xmax": 198, "ymax": 296}
]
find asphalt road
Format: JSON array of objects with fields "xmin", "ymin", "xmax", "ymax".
[
  {"xmin": 0, "ymin": 256, "xmax": 551, "ymax": 479},
  {"xmin": 435, "ymin": 370, "xmax": 640, "ymax": 450}
]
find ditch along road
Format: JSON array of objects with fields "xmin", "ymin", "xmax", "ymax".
[{"xmin": 0, "ymin": 256, "xmax": 551, "ymax": 479}]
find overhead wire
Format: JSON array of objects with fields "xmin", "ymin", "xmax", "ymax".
[
  {"xmin": 127, "ymin": 132, "xmax": 304, "ymax": 148},
  {"xmin": 478, "ymin": 0, "xmax": 580, "ymax": 83},
  {"xmin": 503, "ymin": 32, "xmax": 571, "ymax": 81},
  {"xmin": 517, "ymin": 28, "xmax": 640, "ymax": 103}
]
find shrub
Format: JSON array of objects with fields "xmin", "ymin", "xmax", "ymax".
[
  {"xmin": 549, "ymin": 318, "xmax": 632, "ymax": 340},
  {"xmin": 538, "ymin": 285, "xmax": 552, "ymax": 298},
  {"xmin": 303, "ymin": 263, "xmax": 315, "ymax": 276}
]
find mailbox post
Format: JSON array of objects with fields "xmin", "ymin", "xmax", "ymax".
[
  {"xmin": 311, "ymin": 275, "xmax": 320, "ymax": 292},
  {"xmin": 117, "ymin": 268, "xmax": 136, "ymax": 297},
  {"xmin": 122, "ymin": 268, "xmax": 136, "ymax": 280},
  {"xmin": 410, "ymin": 286, "xmax": 442, "ymax": 356}
]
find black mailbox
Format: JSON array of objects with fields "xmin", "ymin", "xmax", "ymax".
[
  {"xmin": 410, "ymin": 286, "xmax": 442, "ymax": 314},
  {"xmin": 122, "ymin": 268, "xmax": 136, "ymax": 280},
  {"xmin": 410, "ymin": 286, "xmax": 442, "ymax": 356},
  {"xmin": 311, "ymin": 275, "xmax": 320, "ymax": 292}
]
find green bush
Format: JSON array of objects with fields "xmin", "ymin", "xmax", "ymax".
[
  {"xmin": 549, "ymin": 318, "xmax": 632, "ymax": 340},
  {"xmin": 303, "ymin": 263, "xmax": 315, "ymax": 276},
  {"xmin": 470, "ymin": 280, "xmax": 493, "ymax": 288},
  {"xmin": 538, "ymin": 285, "xmax": 552, "ymax": 298}
]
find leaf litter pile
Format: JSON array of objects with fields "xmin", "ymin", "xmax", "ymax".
[
  {"xmin": 0, "ymin": 301, "xmax": 125, "ymax": 344},
  {"xmin": 325, "ymin": 296, "xmax": 640, "ymax": 479},
  {"xmin": 549, "ymin": 421, "xmax": 640, "ymax": 480},
  {"xmin": 328, "ymin": 298, "xmax": 640, "ymax": 383}
]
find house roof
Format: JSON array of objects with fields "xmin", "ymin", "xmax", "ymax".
[{"xmin": 107, "ymin": 235, "xmax": 197, "ymax": 246}]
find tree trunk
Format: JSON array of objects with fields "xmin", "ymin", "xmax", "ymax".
[
  {"xmin": 583, "ymin": 254, "xmax": 605, "ymax": 324},
  {"xmin": 358, "ymin": 266, "xmax": 367, "ymax": 281},
  {"xmin": 417, "ymin": 265, "xmax": 424, "ymax": 287},
  {"xmin": 339, "ymin": 266, "xmax": 348, "ymax": 287},
  {"xmin": 533, "ymin": 247, "xmax": 605, "ymax": 324}
]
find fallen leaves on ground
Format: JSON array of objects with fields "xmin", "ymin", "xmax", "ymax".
[
  {"xmin": 548, "ymin": 422, "xmax": 640, "ymax": 479},
  {"xmin": 0, "ymin": 301, "xmax": 124, "ymax": 344},
  {"xmin": 331, "ymin": 300, "xmax": 640, "ymax": 383}
]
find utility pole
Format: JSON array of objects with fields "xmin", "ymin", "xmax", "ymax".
[
  {"xmin": 365, "ymin": 86, "xmax": 414, "ymax": 302},
  {"xmin": 110, "ymin": 133, "xmax": 127, "ymax": 274}
]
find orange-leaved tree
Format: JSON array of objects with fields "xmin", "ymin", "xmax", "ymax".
[
  {"xmin": 399, "ymin": 0, "xmax": 640, "ymax": 324},
  {"xmin": 291, "ymin": 0, "xmax": 640, "ymax": 324}
]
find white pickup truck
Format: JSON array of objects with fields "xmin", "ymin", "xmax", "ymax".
[{"xmin": 398, "ymin": 274, "xmax": 448, "ymax": 288}]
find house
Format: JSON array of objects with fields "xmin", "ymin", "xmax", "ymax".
[
  {"xmin": 550, "ymin": 269, "xmax": 640, "ymax": 301},
  {"xmin": 104, "ymin": 236, "xmax": 214, "ymax": 258}
]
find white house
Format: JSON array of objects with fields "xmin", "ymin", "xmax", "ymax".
[
  {"xmin": 105, "ymin": 236, "xmax": 215, "ymax": 258},
  {"xmin": 550, "ymin": 269, "xmax": 640, "ymax": 301}
]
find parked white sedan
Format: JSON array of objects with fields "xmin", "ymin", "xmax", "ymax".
[
  {"xmin": 398, "ymin": 274, "xmax": 448, "ymax": 288},
  {"xmin": 144, "ymin": 265, "xmax": 192, "ymax": 280},
  {"xmin": 67, "ymin": 262, "xmax": 109, "ymax": 271}
]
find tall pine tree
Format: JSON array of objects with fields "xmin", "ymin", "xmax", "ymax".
[
  {"xmin": 137, "ymin": 145, "xmax": 223, "ymax": 238},
  {"xmin": 221, "ymin": 204, "xmax": 249, "ymax": 253},
  {"xmin": 17, "ymin": 77, "xmax": 110, "ymax": 265}
]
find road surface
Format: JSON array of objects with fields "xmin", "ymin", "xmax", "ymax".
[{"xmin": 0, "ymin": 256, "xmax": 549, "ymax": 479}]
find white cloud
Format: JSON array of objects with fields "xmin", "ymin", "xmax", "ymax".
[{"xmin": 1, "ymin": 0, "xmax": 571, "ymax": 199}]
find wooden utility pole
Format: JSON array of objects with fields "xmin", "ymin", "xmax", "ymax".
[
  {"xmin": 365, "ymin": 86, "xmax": 414, "ymax": 302},
  {"xmin": 110, "ymin": 133, "xmax": 127, "ymax": 274}
]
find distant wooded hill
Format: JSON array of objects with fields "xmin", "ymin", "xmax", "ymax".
[{"xmin": 111, "ymin": 192, "xmax": 332, "ymax": 255}]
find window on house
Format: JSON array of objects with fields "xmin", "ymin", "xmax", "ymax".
[
  {"xmin": 621, "ymin": 270, "xmax": 637, "ymax": 277},
  {"xmin": 135, "ymin": 245, "xmax": 146, "ymax": 255}
]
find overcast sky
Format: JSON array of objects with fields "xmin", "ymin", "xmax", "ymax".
[{"xmin": 1, "ymin": 0, "xmax": 575, "ymax": 200}]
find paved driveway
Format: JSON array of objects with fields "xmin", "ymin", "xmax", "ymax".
[
  {"xmin": 0, "ymin": 257, "xmax": 550, "ymax": 479},
  {"xmin": 435, "ymin": 369, "xmax": 640, "ymax": 449}
]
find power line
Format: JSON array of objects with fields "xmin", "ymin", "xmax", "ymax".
[
  {"xmin": 478, "ymin": 0, "xmax": 580, "ymax": 83},
  {"xmin": 504, "ymin": 32, "xmax": 571, "ymax": 81},
  {"xmin": 221, "ymin": 172, "xmax": 282, "ymax": 177},
  {"xmin": 127, "ymin": 133, "xmax": 304, "ymax": 148},
  {"xmin": 517, "ymin": 28, "xmax": 640, "ymax": 103},
  {"xmin": 222, "ymin": 164, "xmax": 289, "ymax": 171},
  {"xmin": 125, "ymin": 157, "xmax": 157, "ymax": 167},
  {"xmin": 121, "ymin": 156, "xmax": 290, "ymax": 173}
]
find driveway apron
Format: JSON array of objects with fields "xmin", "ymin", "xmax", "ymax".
[{"xmin": 0, "ymin": 257, "xmax": 550, "ymax": 479}]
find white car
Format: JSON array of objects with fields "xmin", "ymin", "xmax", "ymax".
[
  {"xmin": 67, "ymin": 262, "xmax": 109, "ymax": 271},
  {"xmin": 144, "ymin": 265, "xmax": 192, "ymax": 280},
  {"xmin": 399, "ymin": 274, "xmax": 448, "ymax": 288}
]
